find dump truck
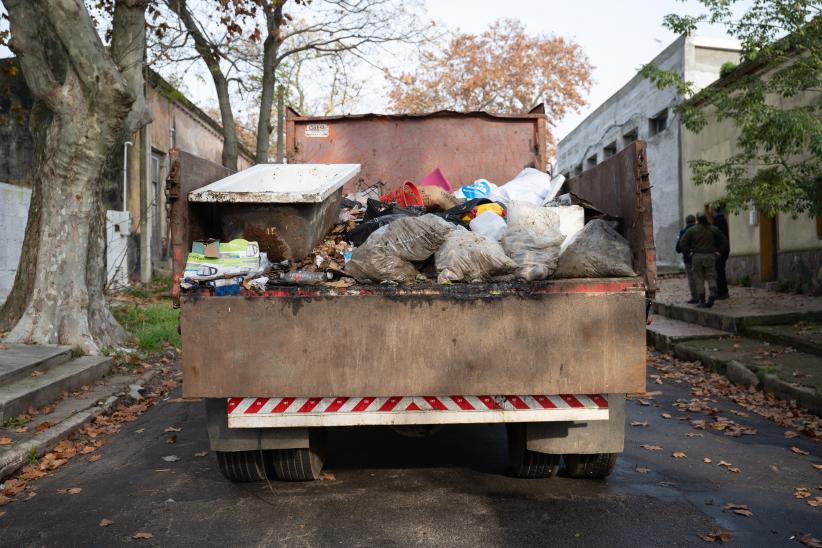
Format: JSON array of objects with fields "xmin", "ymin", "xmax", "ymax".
[{"xmin": 167, "ymin": 108, "xmax": 656, "ymax": 482}]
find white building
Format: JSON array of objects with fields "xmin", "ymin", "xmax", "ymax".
[{"xmin": 555, "ymin": 35, "xmax": 740, "ymax": 269}]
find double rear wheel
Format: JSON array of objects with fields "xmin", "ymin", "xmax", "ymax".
[{"xmin": 507, "ymin": 424, "xmax": 617, "ymax": 479}]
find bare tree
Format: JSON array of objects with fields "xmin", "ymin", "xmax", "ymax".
[
  {"xmin": 154, "ymin": 0, "xmax": 429, "ymax": 166},
  {"xmin": 0, "ymin": 0, "xmax": 152, "ymax": 353}
]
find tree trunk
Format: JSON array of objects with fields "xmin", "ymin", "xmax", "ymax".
[
  {"xmin": 213, "ymin": 71, "xmax": 239, "ymax": 170},
  {"xmin": 255, "ymin": 35, "xmax": 277, "ymax": 164},
  {"xmin": 3, "ymin": 0, "xmax": 147, "ymax": 354}
]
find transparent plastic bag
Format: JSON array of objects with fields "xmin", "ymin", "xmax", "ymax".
[
  {"xmin": 435, "ymin": 228, "xmax": 516, "ymax": 284},
  {"xmin": 344, "ymin": 214, "xmax": 455, "ymax": 283},
  {"xmin": 500, "ymin": 201, "xmax": 565, "ymax": 281},
  {"xmin": 553, "ymin": 219, "xmax": 636, "ymax": 279}
]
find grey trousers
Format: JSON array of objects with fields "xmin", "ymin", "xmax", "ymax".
[
  {"xmin": 685, "ymin": 261, "xmax": 697, "ymax": 299},
  {"xmin": 692, "ymin": 253, "xmax": 718, "ymax": 298}
]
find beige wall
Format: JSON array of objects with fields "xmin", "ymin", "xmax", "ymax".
[{"xmin": 681, "ymin": 60, "xmax": 820, "ymax": 258}]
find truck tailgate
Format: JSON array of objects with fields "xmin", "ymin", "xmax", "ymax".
[{"xmin": 181, "ymin": 278, "xmax": 646, "ymax": 398}]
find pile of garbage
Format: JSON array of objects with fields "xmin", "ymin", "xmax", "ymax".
[{"xmin": 180, "ymin": 167, "xmax": 636, "ymax": 293}]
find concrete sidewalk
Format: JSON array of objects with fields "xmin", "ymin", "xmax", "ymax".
[{"xmin": 649, "ymin": 276, "xmax": 822, "ymax": 416}]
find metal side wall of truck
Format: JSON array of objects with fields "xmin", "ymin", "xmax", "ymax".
[{"xmin": 167, "ymin": 111, "xmax": 656, "ymax": 483}]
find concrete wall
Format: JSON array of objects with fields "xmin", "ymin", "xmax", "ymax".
[
  {"xmin": 0, "ymin": 182, "xmax": 32, "ymax": 303},
  {"xmin": 556, "ymin": 36, "xmax": 740, "ymax": 269},
  {"xmin": 681, "ymin": 57, "xmax": 821, "ymax": 289}
]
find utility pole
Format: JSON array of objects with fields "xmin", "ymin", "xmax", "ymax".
[
  {"xmin": 139, "ymin": 124, "xmax": 152, "ymax": 284},
  {"xmin": 276, "ymin": 84, "xmax": 285, "ymax": 163}
]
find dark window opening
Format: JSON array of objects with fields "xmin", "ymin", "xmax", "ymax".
[
  {"xmin": 585, "ymin": 154, "xmax": 597, "ymax": 170},
  {"xmin": 623, "ymin": 128, "xmax": 638, "ymax": 146},
  {"xmin": 649, "ymin": 109, "xmax": 669, "ymax": 135},
  {"xmin": 603, "ymin": 141, "xmax": 617, "ymax": 158}
]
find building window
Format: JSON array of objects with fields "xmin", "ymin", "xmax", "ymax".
[
  {"xmin": 623, "ymin": 128, "xmax": 638, "ymax": 146},
  {"xmin": 585, "ymin": 154, "xmax": 597, "ymax": 170},
  {"xmin": 603, "ymin": 141, "xmax": 617, "ymax": 159},
  {"xmin": 574, "ymin": 164, "xmax": 583, "ymax": 176},
  {"xmin": 649, "ymin": 109, "xmax": 668, "ymax": 135}
]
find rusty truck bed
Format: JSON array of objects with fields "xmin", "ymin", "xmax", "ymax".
[{"xmin": 180, "ymin": 277, "xmax": 647, "ymax": 398}]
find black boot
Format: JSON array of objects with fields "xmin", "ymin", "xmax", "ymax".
[
  {"xmin": 705, "ymin": 295, "xmax": 716, "ymax": 308},
  {"xmin": 686, "ymin": 298, "xmax": 700, "ymax": 304},
  {"xmin": 696, "ymin": 296, "xmax": 709, "ymax": 308}
]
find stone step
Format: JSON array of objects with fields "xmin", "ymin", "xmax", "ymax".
[
  {"xmin": 0, "ymin": 356, "xmax": 112, "ymax": 423},
  {"xmin": 651, "ymin": 300, "xmax": 822, "ymax": 334},
  {"xmin": 647, "ymin": 316, "xmax": 730, "ymax": 354},
  {"xmin": 745, "ymin": 324, "xmax": 822, "ymax": 358},
  {"xmin": 0, "ymin": 344, "xmax": 73, "ymax": 386}
]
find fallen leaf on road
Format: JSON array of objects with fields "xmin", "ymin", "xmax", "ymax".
[
  {"xmin": 0, "ymin": 511, "xmax": 5, "ymax": 517},
  {"xmin": 164, "ymin": 426, "xmax": 182, "ymax": 433},
  {"xmin": 640, "ymin": 444, "xmax": 663, "ymax": 451},
  {"xmin": 723, "ymin": 503, "xmax": 752, "ymax": 516},
  {"xmin": 14, "ymin": 426, "xmax": 28, "ymax": 434},
  {"xmin": 99, "ymin": 519, "xmax": 113, "ymax": 527},
  {"xmin": 791, "ymin": 447, "xmax": 810, "ymax": 456},
  {"xmin": 728, "ymin": 467, "xmax": 741, "ymax": 473},
  {"xmin": 637, "ymin": 399, "xmax": 651, "ymax": 406},
  {"xmin": 718, "ymin": 460, "xmax": 733, "ymax": 467},
  {"xmin": 635, "ymin": 466, "xmax": 651, "ymax": 474},
  {"xmin": 194, "ymin": 451, "xmax": 208, "ymax": 457},
  {"xmin": 2, "ymin": 479, "xmax": 26, "ymax": 496},
  {"xmin": 161, "ymin": 455, "xmax": 180, "ymax": 462},
  {"xmin": 770, "ymin": 464, "xmax": 780, "ymax": 473},
  {"xmin": 318, "ymin": 472, "xmax": 336, "ymax": 481},
  {"xmin": 57, "ymin": 487, "xmax": 82, "ymax": 495},
  {"xmin": 785, "ymin": 431, "xmax": 800, "ymax": 439},
  {"xmin": 672, "ymin": 451, "xmax": 687, "ymax": 459},
  {"xmin": 88, "ymin": 454, "xmax": 101, "ymax": 463},
  {"xmin": 133, "ymin": 532, "xmax": 153, "ymax": 540},
  {"xmin": 703, "ymin": 458, "xmax": 712, "ymax": 464},
  {"xmin": 812, "ymin": 464, "xmax": 822, "ymax": 471},
  {"xmin": 18, "ymin": 466, "xmax": 46, "ymax": 481},
  {"xmin": 30, "ymin": 370, "xmax": 44, "ymax": 377},
  {"xmin": 687, "ymin": 433, "xmax": 704, "ymax": 438},
  {"xmin": 795, "ymin": 487, "xmax": 812, "ymax": 499},
  {"xmin": 800, "ymin": 534, "xmax": 822, "ymax": 548},
  {"xmin": 808, "ymin": 497, "xmax": 822, "ymax": 507},
  {"xmin": 0, "ymin": 495, "xmax": 10, "ymax": 506},
  {"xmin": 630, "ymin": 421, "xmax": 648, "ymax": 427},
  {"xmin": 0, "ymin": 438, "xmax": 13, "ymax": 446},
  {"xmin": 165, "ymin": 436, "xmax": 176, "ymax": 444},
  {"xmin": 661, "ymin": 413, "xmax": 672, "ymax": 419},
  {"xmin": 35, "ymin": 421, "xmax": 53, "ymax": 433},
  {"xmin": 699, "ymin": 527, "xmax": 733, "ymax": 543}
]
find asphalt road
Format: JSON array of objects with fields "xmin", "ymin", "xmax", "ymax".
[{"xmin": 1, "ymin": 357, "xmax": 820, "ymax": 547}]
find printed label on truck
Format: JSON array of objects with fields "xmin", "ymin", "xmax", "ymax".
[{"xmin": 304, "ymin": 123, "xmax": 329, "ymax": 138}]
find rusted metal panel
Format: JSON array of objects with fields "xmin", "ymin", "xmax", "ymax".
[
  {"xmin": 180, "ymin": 280, "xmax": 646, "ymax": 398},
  {"xmin": 286, "ymin": 110, "xmax": 547, "ymax": 194},
  {"xmin": 567, "ymin": 141, "xmax": 657, "ymax": 297}
]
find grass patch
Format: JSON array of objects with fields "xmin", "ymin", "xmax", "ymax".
[{"xmin": 112, "ymin": 303, "xmax": 180, "ymax": 352}]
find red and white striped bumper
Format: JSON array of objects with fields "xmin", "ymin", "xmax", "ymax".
[{"xmin": 227, "ymin": 394, "xmax": 609, "ymax": 428}]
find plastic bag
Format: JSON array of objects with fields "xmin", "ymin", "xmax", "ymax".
[
  {"xmin": 493, "ymin": 168, "xmax": 554, "ymax": 205},
  {"xmin": 435, "ymin": 228, "xmax": 516, "ymax": 284},
  {"xmin": 453, "ymin": 179, "xmax": 499, "ymax": 200},
  {"xmin": 419, "ymin": 185, "xmax": 459, "ymax": 211},
  {"xmin": 469, "ymin": 210, "xmax": 507, "ymax": 240},
  {"xmin": 553, "ymin": 219, "xmax": 636, "ymax": 279},
  {"xmin": 344, "ymin": 214, "xmax": 455, "ymax": 283},
  {"xmin": 501, "ymin": 201, "xmax": 565, "ymax": 281}
]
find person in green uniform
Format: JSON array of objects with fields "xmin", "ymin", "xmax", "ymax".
[{"xmin": 680, "ymin": 213, "xmax": 729, "ymax": 308}]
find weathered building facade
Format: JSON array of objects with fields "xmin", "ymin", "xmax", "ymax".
[
  {"xmin": 555, "ymin": 36, "xmax": 740, "ymax": 269},
  {"xmin": 0, "ymin": 60, "xmax": 252, "ymax": 302}
]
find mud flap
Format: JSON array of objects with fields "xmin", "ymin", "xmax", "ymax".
[{"xmin": 525, "ymin": 394, "xmax": 625, "ymax": 455}]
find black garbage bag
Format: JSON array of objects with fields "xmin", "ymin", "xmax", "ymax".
[{"xmin": 346, "ymin": 199, "xmax": 426, "ymax": 246}]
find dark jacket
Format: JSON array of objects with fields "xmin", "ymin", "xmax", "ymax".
[
  {"xmin": 676, "ymin": 224, "xmax": 695, "ymax": 264},
  {"xmin": 681, "ymin": 223, "xmax": 729, "ymax": 256},
  {"xmin": 713, "ymin": 212, "xmax": 730, "ymax": 258}
]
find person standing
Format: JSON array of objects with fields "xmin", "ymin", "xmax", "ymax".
[
  {"xmin": 676, "ymin": 214, "xmax": 699, "ymax": 304},
  {"xmin": 711, "ymin": 205, "xmax": 730, "ymax": 299},
  {"xmin": 680, "ymin": 213, "xmax": 729, "ymax": 308}
]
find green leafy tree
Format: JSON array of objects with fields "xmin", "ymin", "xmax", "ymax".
[{"xmin": 640, "ymin": 2, "xmax": 821, "ymax": 217}]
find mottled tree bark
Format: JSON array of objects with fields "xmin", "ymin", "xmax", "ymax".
[
  {"xmin": 2, "ymin": 0, "xmax": 150, "ymax": 354},
  {"xmin": 255, "ymin": 1, "xmax": 285, "ymax": 164}
]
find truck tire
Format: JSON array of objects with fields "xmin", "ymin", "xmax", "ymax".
[
  {"xmin": 563, "ymin": 453, "xmax": 618, "ymax": 479},
  {"xmin": 507, "ymin": 424, "xmax": 560, "ymax": 478},
  {"xmin": 271, "ymin": 429, "xmax": 326, "ymax": 482},
  {"xmin": 216, "ymin": 450, "xmax": 269, "ymax": 482}
]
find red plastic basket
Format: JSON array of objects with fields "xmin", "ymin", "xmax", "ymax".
[{"xmin": 379, "ymin": 181, "xmax": 423, "ymax": 208}]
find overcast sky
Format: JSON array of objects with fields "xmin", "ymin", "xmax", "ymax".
[{"xmin": 0, "ymin": 0, "xmax": 746, "ymax": 142}]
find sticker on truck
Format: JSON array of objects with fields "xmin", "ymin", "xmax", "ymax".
[
  {"xmin": 304, "ymin": 123, "xmax": 329, "ymax": 138},
  {"xmin": 227, "ymin": 394, "xmax": 609, "ymax": 428}
]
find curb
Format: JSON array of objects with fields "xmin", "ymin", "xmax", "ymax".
[
  {"xmin": 662, "ymin": 342, "xmax": 822, "ymax": 418},
  {"xmin": 0, "ymin": 369, "xmax": 156, "ymax": 480}
]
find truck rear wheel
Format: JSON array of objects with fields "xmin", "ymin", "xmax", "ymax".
[
  {"xmin": 271, "ymin": 429, "xmax": 326, "ymax": 481},
  {"xmin": 507, "ymin": 424, "xmax": 560, "ymax": 478},
  {"xmin": 563, "ymin": 453, "xmax": 618, "ymax": 478},
  {"xmin": 216, "ymin": 450, "xmax": 270, "ymax": 482}
]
